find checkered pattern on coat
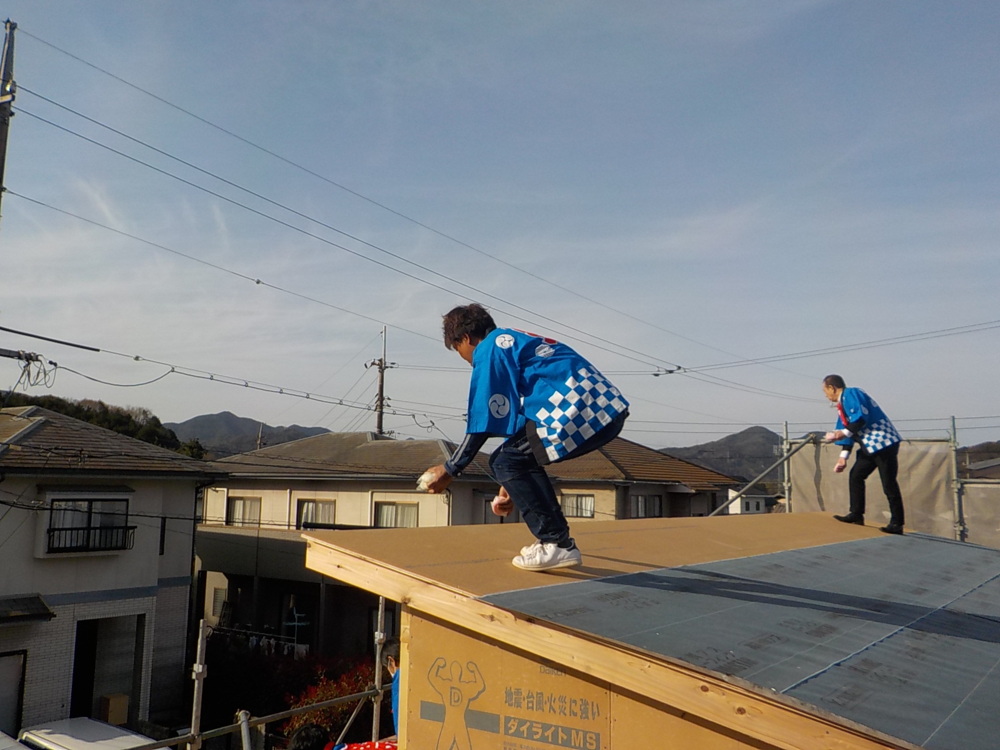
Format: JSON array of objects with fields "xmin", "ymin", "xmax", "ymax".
[
  {"xmin": 533, "ymin": 367, "xmax": 628, "ymax": 461},
  {"xmin": 860, "ymin": 417, "xmax": 901, "ymax": 454}
]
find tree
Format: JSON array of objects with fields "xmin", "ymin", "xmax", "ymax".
[
  {"xmin": 178, "ymin": 438, "xmax": 206, "ymax": 459},
  {"xmin": 283, "ymin": 659, "xmax": 381, "ymax": 741}
]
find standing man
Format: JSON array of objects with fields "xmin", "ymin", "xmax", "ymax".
[
  {"xmin": 421, "ymin": 303, "xmax": 629, "ymax": 571},
  {"xmin": 821, "ymin": 374, "xmax": 905, "ymax": 534},
  {"xmin": 381, "ymin": 638, "xmax": 401, "ymax": 740}
]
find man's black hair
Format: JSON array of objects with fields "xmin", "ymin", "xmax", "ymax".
[
  {"xmin": 442, "ymin": 303, "xmax": 497, "ymax": 350},
  {"xmin": 823, "ymin": 374, "xmax": 846, "ymax": 389},
  {"xmin": 381, "ymin": 637, "xmax": 400, "ymax": 667}
]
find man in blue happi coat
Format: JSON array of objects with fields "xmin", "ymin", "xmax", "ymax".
[
  {"xmin": 821, "ymin": 374, "xmax": 905, "ymax": 534},
  {"xmin": 421, "ymin": 303, "xmax": 629, "ymax": 570}
]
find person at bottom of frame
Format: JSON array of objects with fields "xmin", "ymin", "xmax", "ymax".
[
  {"xmin": 821, "ymin": 373, "xmax": 905, "ymax": 534},
  {"xmin": 420, "ymin": 303, "xmax": 630, "ymax": 571},
  {"xmin": 381, "ymin": 638, "xmax": 401, "ymax": 740}
]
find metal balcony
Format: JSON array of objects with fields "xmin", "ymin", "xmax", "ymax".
[{"xmin": 46, "ymin": 525, "xmax": 137, "ymax": 553}]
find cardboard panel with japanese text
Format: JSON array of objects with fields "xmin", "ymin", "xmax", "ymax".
[{"xmin": 403, "ymin": 611, "xmax": 611, "ymax": 750}]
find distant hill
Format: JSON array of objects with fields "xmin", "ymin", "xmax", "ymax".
[
  {"xmin": 165, "ymin": 411, "xmax": 329, "ymax": 457},
  {"xmin": 660, "ymin": 426, "xmax": 784, "ymax": 487}
]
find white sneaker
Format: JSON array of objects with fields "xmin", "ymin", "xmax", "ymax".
[
  {"xmin": 512, "ymin": 542, "xmax": 582, "ymax": 571},
  {"xmin": 520, "ymin": 537, "xmax": 576, "ymax": 556},
  {"xmin": 520, "ymin": 541, "xmax": 542, "ymax": 556}
]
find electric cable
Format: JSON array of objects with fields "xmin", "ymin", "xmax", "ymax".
[
  {"xmin": 12, "ymin": 110, "xmax": 685, "ymax": 372},
  {"xmin": 13, "ymin": 29, "xmax": 999, "ymax": 408},
  {"xmin": 17, "ymin": 30, "xmax": 762, "ymax": 366},
  {"xmin": 4, "ymin": 191, "xmax": 437, "ymax": 343},
  {"xmin": 686, "ymin": 320, "xmax": 1000, "ymax": 372}
]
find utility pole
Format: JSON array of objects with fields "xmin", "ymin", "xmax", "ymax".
[
  {"xmin": 366, "ymin": 326, "xmax": 395, "ymax": 435},
  {"xmin": 0, "ymin": 20, "xmax": 17, "ymax": 220}
]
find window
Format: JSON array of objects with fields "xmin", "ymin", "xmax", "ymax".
[
  {"xmin": 562, "ymin": 494, "xmax": 595, "ymax": 518},
  {"xmin": 374, "ymin": 502, "xmax": 418, "ymax": 528},
  {"xmin": 211, "ymin": 588, "xmax": 227, "ymax": 617},
  {"xmin": 297, "ymin": 499, "xmax": 336, "ymax": 529},
  {"xmin": 225, "ymin": 496, "xmax": 261, "ymax": 527},
  {"xmin": 47, "ymin": 497, "xmax": 135, "ymax": 553},
  {"xmin": 159, "ymin": 517, "xmax": 167, "ymax": 555},
  {"xmin": 630, "ymin": 495, "xmax": 663, "ymax": 518}
]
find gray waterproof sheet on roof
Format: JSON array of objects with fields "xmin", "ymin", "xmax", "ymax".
[{"xmin": 482, "ymin": 535, "xmax": 1000, "ymax": 749}]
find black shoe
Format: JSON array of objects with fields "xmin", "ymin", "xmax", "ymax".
[
  {"xmin": 880, "ymin": 523, "xmax": 904, "ymax": 535},
  {"xmin": 834, "ymin": 513, "xmax": 865, "ymax": 525}
]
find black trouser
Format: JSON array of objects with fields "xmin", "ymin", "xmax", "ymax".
[
  {"xmin": 848, "ymin": 442, "xmax": 904, "ymax": 524},
  {"xmin": 489, "ymin": 411, "xmax": 628, "ymax": 545}
]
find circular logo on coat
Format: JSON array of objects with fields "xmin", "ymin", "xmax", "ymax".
[
  {"xmin": 488, "ymin": 394, "xmax": 511, "ymax": 418},
  {"xmin": 535, "ymin": 344, "xmax": 554, "ymax": 358},
  {"xmin": 495, "ymin": 334, "xmax": 515, "ymax": 349}
]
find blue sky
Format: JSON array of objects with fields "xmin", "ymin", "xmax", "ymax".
[{"xmin": 0, "ymin": 1, "xmax": 998, "ymax": 449}]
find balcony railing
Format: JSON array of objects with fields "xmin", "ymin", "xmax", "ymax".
[{"xmin": 46, "ymin": 525, "xmax": 137, "ymax": 553}]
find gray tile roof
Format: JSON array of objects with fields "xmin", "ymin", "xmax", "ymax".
[
  {"xmin": 213, "ymin": 431, "xmax": 493, "ymax": 479},
  {"xmin": 547, "ymin": 436, "xmax": 738, "ymax": 489},
  {"xmin": 0, "ymin": 406, "xmax": 221, "ymax": 477}
]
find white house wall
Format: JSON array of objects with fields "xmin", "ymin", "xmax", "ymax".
[{"xmin": 0, "ymin": 475, "xmax": 199, "ymax": 728}]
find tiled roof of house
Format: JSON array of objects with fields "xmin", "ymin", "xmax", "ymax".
[
  {"xmin": 0, "ymin": 406, "xmax": 220, "ymax": 477},
  {"xmin": 547, "ymin": 436, "xmax": 738, "ymax": 490},
  {"xmin": 213, "ymin": 431, "xmax": 494, "ymax": 479},
  {"xmin": 214, "ymin": 431, "xmax": 737, "ymax": 490}
]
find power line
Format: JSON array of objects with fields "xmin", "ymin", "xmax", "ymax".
[
  {"xmin": 0, "ymin": 324, "xmax": 436, "ymax": 420},
  {"xmin": 5, "ymin": 190, "xmax": 437, "ymax": 343},
  {"xmin": 11, "ymin": 27, "xmax": 1000, "ymax": 421},
  {"xmin": 16, "ymin": 28, "xmax": 755, "ymax": 365},
  {"xmin": 13, "ymin": 107, "xmax": 686, "ymax": 373},
  {"xmin": 686, "ymin": 320, "xmax": 1000, "ymax": 372},
  {"xmin": 10, "ymin": 79, "xmax": 843, "ymax": 398}
]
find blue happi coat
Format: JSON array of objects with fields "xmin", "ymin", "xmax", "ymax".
[
  {"xmin": 467, "ymin": 328, "xmax": 629, "ymax": 462},
  {"xmin": 834, "ymin": 387, "xmax": 901, "ymax": 454}
]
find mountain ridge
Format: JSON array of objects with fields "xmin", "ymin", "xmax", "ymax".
[
  {"xmin": 165, "ymin": 411, "xmax": 329, "ymax": 457},
  {"xmin": 659, "ymin": 426, "xmax": 785, "ymax": 488}
]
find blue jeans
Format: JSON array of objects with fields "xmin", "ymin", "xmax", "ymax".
[{"xmin": 489, "ymin": 412, "xmax": 628, "ymax": 545}]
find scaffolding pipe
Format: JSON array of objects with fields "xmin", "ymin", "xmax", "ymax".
[
  {"xmin": 710, "ymin": 434, "xmax": 817, "ymax": 516},
  {"xmin": 950, "ymin": 417, "xmax": 967, "ymax": 542},
  {"xmin": 129, "ymin": 687, "xmax": 386, "ymax": 750},
  {"xmin": 334, "ymin": 693, "xmax": 370, "ymax": 746},
  {"xmin": 188, "ymin": 620, "xmax": 209, "ymax": 750},
  {"xmin": 782, "ymin": 422, "xmax": 793, "ymax": 512},
  {"xmin": 371, "ymin": 596, "xmax": 387, "ymax": 741},
  {"xmin": 238, "ymin": 711, "xmax": 252, "ymax": 750}
]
